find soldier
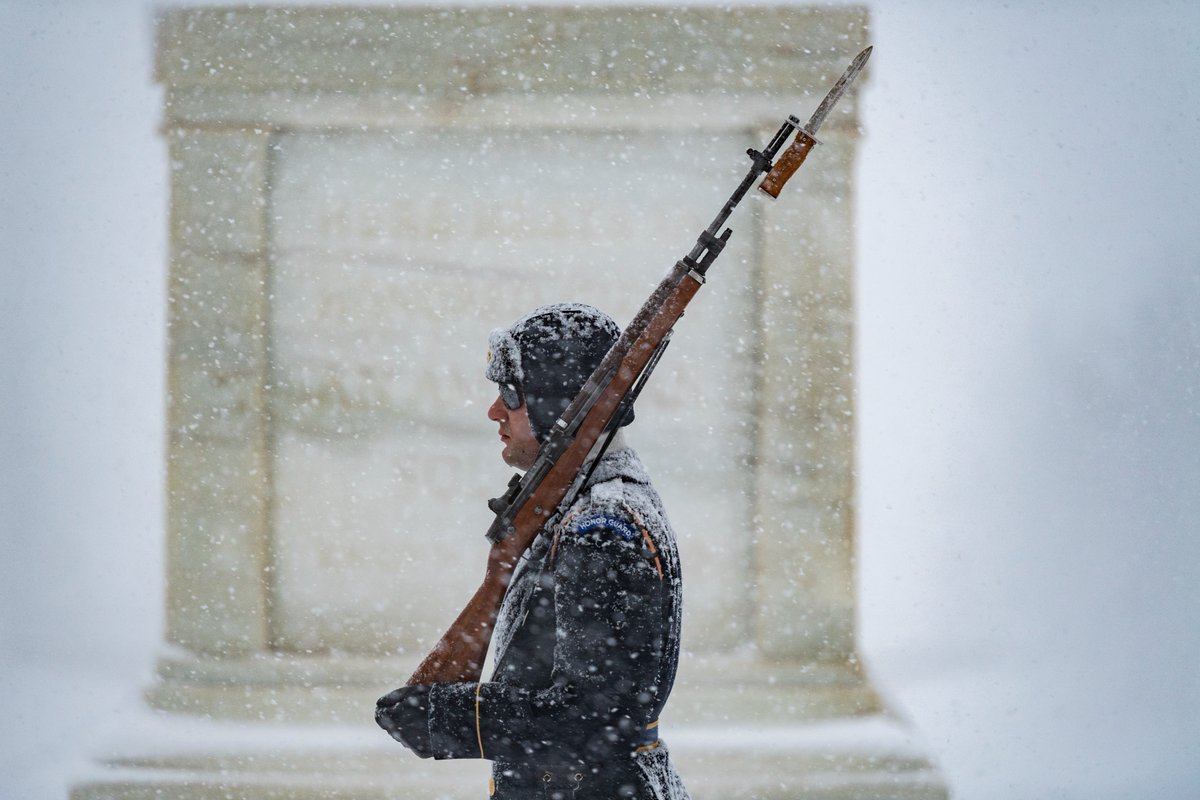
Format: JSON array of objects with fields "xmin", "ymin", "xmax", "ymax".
[{"xmin": 377, "ymin": 303, "xmax": 689, "ymax": 800}]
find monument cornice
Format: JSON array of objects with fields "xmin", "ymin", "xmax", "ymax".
[{"xmin": 156, "ymin": 5, "xmax": 870, "ymax": 95}]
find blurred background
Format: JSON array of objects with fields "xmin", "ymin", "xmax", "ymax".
[{"xmin": 2, "ymin": 1, "xmax": 1197, "ymax": 798}]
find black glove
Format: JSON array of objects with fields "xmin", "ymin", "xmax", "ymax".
[{"xmin": 375, "ymin": 684, "xmax": 434, "ymax": 758}]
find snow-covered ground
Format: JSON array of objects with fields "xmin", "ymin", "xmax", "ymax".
[{"xmin": 3, "ymin": 1, "xmax": 1198, "ymax": 798}]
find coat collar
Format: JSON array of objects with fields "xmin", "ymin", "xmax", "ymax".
[{"xmin": 585, "ymin": 444, "xmax": 651, "ymax": 487}]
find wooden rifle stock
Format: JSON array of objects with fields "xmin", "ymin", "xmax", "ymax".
[{"xmin": 405, "ymin": 47, "xmax": 871, "ymax": 687}]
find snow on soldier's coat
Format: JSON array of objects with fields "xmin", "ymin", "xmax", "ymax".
[{"xmin": 422, "ymin": 443, "xmax": 689, "ymax": 799}]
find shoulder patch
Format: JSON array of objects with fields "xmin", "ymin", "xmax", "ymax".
[{"xmin": 570, "ymin": 513, "xmax": 638, "ymax": 541}]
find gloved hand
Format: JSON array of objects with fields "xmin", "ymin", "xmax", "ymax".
[{"xmin": 375, "ymin": 684, "xmax": 434, "ymax": 758}]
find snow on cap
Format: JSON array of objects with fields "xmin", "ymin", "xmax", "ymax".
[
  {"xmin": 484, "ymin": 303, "xmax": 631, "ymax": 442},
  {"xmin": 485, "ymin": 327, "xmax": 524, "ymax": 386}
]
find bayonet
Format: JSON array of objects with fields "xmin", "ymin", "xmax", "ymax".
[
  {"xmin": 804, "ymin": 45, "xmax": 873, "ymax": 139},
  {"xmin": 759, "ymin": 46, "xmax": 873, "ymax": 198}
]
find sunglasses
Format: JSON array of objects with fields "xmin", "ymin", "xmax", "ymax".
[{"xmin": 497, "ymin": 382, "xmax": 524, "ymax": 411}]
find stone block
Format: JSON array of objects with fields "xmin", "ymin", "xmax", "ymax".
[
  {"xmin": 164, "ymin": 437, "xmax": 270, "ymax": 656},
  {"xmin": 168, "ymin": 130, "xmax": 269, "ymax": 255},
  {"xmin": 167, "ymin": 251, "xmax": 269, "ymax": 444}
]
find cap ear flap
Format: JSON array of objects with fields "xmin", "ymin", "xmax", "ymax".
[{"xmin": 485, "ymin": 328, "xmax": 523, "ymax": 385}]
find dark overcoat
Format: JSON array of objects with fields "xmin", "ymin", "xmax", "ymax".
[{"xmin": 379, "ymin": 446, "xmax": 689, "ymax": 800}]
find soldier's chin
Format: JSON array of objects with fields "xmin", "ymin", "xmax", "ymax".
[
  {"xmin": 502, "ymin": 446, "xmax": 536, "ymax": 471},
  {"xmin": 500, "ymin": 445, "xmax": 520, "ymax": 467}
]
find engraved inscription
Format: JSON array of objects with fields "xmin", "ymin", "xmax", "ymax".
[{"xmin": 268, "ymin": 129, "xmax": 759, "ymax": 652}]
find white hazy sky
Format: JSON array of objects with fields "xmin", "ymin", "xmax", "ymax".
[{"xmin": 2, "ymin": 1, "xmax": 1198, "ymax": 799}]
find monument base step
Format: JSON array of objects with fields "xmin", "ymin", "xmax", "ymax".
[
  {"xmin": 71, "ymin": 712, "xmax": 948, "ymax": 800},
  {"xmin": 146, "ymin": 651, "xmax": 888, "ymax": 726}
]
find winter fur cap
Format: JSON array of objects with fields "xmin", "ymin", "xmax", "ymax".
[{"xmin": 485, "ymin": 303, "xmax": 632, "ymax": 442}]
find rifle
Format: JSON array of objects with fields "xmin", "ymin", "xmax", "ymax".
[{"xmin": 408, "ymin": 46, "xmax": 872, "ymax": 686}]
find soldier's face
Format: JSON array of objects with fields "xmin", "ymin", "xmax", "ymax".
[{"xmin": 487, "ymin": 393, "xmax": 540, "ymax": 470}]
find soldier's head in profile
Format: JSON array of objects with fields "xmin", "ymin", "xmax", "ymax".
[{"xmin": 484, "ymin": 303, "xmax": 629, "ymax": 469}]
